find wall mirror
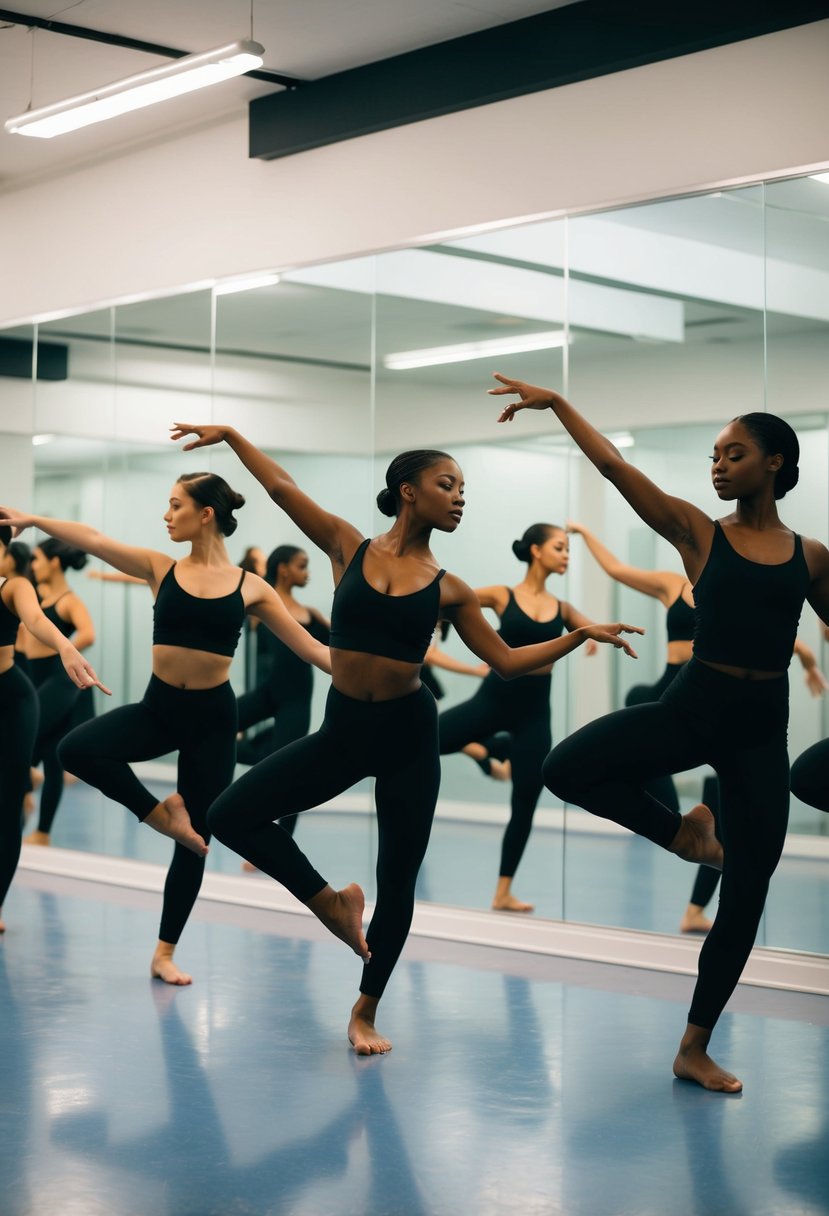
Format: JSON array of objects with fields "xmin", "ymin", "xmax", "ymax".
[{"xmin": 8, "ymin": 172, "xmax": 828, "ymax": 955}]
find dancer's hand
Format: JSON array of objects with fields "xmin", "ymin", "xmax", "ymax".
[
  {"xmin": 585, "ymin": 640, "xmax": 599, "ymax": 657},
  {"xmin": 804, "ymin": 665, "xmax": 829, "ymax": 697},
  {"xmin": 0, "ymin": 506, "xmax": 35, "ymax": 536},
  {"xmin": 489, "ymin": 373, "xmax": 562, "ymax": 422},
  {"xmin": 583, "ymin": 623, "xmax": 643, "ymax": 659},
  {"xmin": 566, "ymin": 520, "xmax": 587, "ymax": 535},
  {"xmin": 59, "ymin": 645, "xmax": 112, "ymax": 695},
  {"xmin": 170, "ymin": 423, "xmax": 232, "ymax": 451}
]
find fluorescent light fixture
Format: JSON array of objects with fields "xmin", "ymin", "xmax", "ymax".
[
  {"xmin": 608, "ymin": 432, "xmax": 634, "ymax": 449},
  {"xmin": 384, "ymin": 330, "xmax": 569, "ymax": 371},
  {"xmin": 32, "ymin": 434, "xmax": 55, "ymax": 446},
  {"xmin": 5, "ymin": 40, "xmax": 264, "ymax": 139},
  {"xmin": 214, "ymin": 272, "xmax": 281, "ymax": 296},
  {"xmin": 810, "ymin": 172, "xmax": 829, "ymax": 185}
]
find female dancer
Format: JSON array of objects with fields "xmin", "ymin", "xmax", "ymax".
[
  {"xmin": 22, "ymin": 539, "xmax": 97, "ymax": 846},
  {"xmin": 569, "ymin": 521, "xmax": 827, "ymax": 933},
  {"xmin": 439, "ymin": 523, "xmax": 597, "ymax": 914},
  {"xmin": 492, "ymin": 373, "xmax": 829, "ymax": 1092},
  {"xmin": 791, "ymin": 625, "xmax": 829, "ymax": 812},
  {"xmin": 0, "ymin": 526, "xmax": 107, "ymax": 931},
  {"xmin": 170, "ymin": 422, "xmax": 641, "ymax": 1053},
  {"xmin": 0, "ymin": 472, "xmax": 331, "ymax": 985}
]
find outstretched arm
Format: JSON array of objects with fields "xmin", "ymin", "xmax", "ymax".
[
  {"xmin": 793, "ymin": 636, "xmax": 829, "ymax": 697},
  {"xmin": 5, "ymin": 579, "xmax": 110, "ymax": 693},
  {"xmin": 490, "ymin": 377, "xmax": 714, "ymax": 566},
  {"xmin": 170, "ymin": 424, "xmax": 362, "ymax": 569},
  {"xmin": 0, "ymin": 508, "xmax": 167, "ymax": 584},
  {"xmin": 246, "ymin": 579, "xmax": 332, "ymax": 675},
  {"xmin": 425, "ymin": 641, "xmax": 488, "ymax": 678},
  {"xmin": 567, "ymin": 522, "xmax": 681, "ymax": 605},
  {"xmin": 443, "ymin": 574, "xmax": 641, "ymax": 678}
]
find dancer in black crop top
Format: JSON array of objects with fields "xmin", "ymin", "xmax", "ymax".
[
  {"xmin": 0, "ymin": 527, "xmax": 107, "ymax": 933},
  {"xmin": 569, "ymin": 520, "xmax": 828, "ymax": 935},
  {"xmin": 0, "ymin": 474, "xmax": 330, "ymax": 986},
  {"xmin": 171, "ymin": 421, "xmax": 640, "ymax": 1055},
  {"xmin": 492, "ymin": 373, "xmax": 829, "ymax": 1093},
  {"xmin": 21, "ymin": 539, "xmax": 99, "ymax": 847},
  {"xmin": 439, "ymin": 522, "xmax": 600, "ymax": 914}
]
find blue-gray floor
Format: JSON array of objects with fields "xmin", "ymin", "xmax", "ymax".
[{"xmin": 2, "ymin": 871, "xmax": 828, "ymax": 1216}]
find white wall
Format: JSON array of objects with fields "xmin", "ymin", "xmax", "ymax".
[{"xmin": 1, "ymin": 21, "xmax": 828, "ymax": 327}]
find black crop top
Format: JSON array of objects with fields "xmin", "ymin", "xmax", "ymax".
[
  {"xmin": 665, "ymin": 589, "xmax": 695, "ymax": 643},
  {"xmin": 329, "ymin": 538, "xmax": 444, "ymax": 664},
  {"xmin": 153, "ymin": 563, "xmax": 247, "ymax": 658},
  {"xmin": 497, "ymin": 588, "xmax": 565, "ymax": 647},
  {"xmin": 42, "ymin": 593, "xmax": 75, "ymax": 639},
  {"xmin": 693, "ymin": 521, "xmax": 810, "ymax": 672},
  {"xmin": 0, "ymin": 580, "xmax": 20, "ymax": 647}
]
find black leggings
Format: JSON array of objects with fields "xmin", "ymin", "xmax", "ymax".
[
  {"xmin": 544, "ymin": 659, "xmax": 790, "ymax": 1030},
  {"xmin": 0, "ymin": 665, "xmax": 39, "ymax": 908},
  {"xmin": 29, "ymin": 655, "xmax": 82, "ymax": 834},
  {"xmin": 59, "ymin": 675, "xmax": 237, "ymax": 944},
  {"xmin": 790, "ymin": 739, "xmax": 829, "ymax": 812},
  {"xmin": 208, "ymin": 683, "xmax": 440, "ymax": 999},
  {"xmin": 235, "ymin": 674, "xmax": 312, "ymax": 836},
  {"xmin": 625, "ymin": 664, "xmax": 721, "ymax": 910},
  {"xmin": 438, "ymin": 673, "xmax": 552, "ymax": 878}
]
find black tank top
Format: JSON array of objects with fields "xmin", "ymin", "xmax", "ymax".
[
  {"xmin": 0, "ymin": 579, "xmax": 20, "ymax": 646},
  {"xmin": 42, "ymin": 592, "xmax": 75, "ymax": 638},
  {"xmin": 665, "ymin": 590, "xmax": 695, "ymax": 643},
  {"xmin": 497, "ymin": 588, "xmax": 565, "ymax": 647},
  {"xmin": 330, "ymin": 538, "xmax": 444, "ymax": 664},
  {"xmin": 153, "ymin": 563, "xmax": 247, "ymax": 657},
  {"xmin": 258, "ymin": 614, "xmax": 330, "ymax": 686},
  {"xmin": 693, "ymin": 521, "xmax": 810, "ymax": 671}
]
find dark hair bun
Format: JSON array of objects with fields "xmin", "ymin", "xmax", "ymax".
[
  {"xmin": 65, "ymin": 548, "xmax": 88, "ymax": 571},
  {"xmin": 0, "ymin": 525, "xmax": 11, "ymax": 548},
  {"xmin": 179, "ymin": 472, "xmax": 245, "ymax": 537},
  {"xmin": 376, "ymin": 488, "xmax": 397, "ymax": 518},
  {"xmin": 512, "ymin": 538, "xmax": 529, "ymax": 562},
  {"xmin": 39, "ymin": 538, "xmax": 88, "ymax": 571},
  {"xmin": 776, "ymin": 464, "xmax": 799, "ymax": 499}
]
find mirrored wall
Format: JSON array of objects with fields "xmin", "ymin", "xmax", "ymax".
[{"xmin": 5, "ymin": 173, "xmax": 828, "ymax": 954}]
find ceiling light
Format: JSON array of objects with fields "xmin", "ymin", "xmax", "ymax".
[
  {"xmin": 5, "ymin": 40, "xmax": 264, "ymax": 139},
  {"xmin": 809, "ymin": 173, "xmax": 829, "ymax": 185},
  {"xmin": 32, "ymin": 434, "xmax": 55, "ymax": 446},
  {"xmin": 384, "ymin": 331, "xmax": 569, "ymax": 371},
  {"xmin": 214, "ymin": 273, "xmax": 281, "ymax": 296}
]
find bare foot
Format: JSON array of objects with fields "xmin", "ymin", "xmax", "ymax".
[
  {"xmin": 22, "ymin": 792, "xmax": 34, "ymax": 816},
  {"xmin": 348, "ymin": 996, "xmax": 391, "ymax": 1055},
  {"xmin": 679, "ymin": 904, "xmax": 713, "ymax": 934},
  {"xmin": 30, "ymin": 767, "xmax": 43, "ymax": 789},
  {"xmin": 673, "ymin": 1023, "xmax": 742, "ymax": 1092},
  {"xmin": 307, "ymin": 883, "xmax": 371, "ymax": 962},
  {"xmin": 489, "ymin": 759, "xmax": 512, "ymax": 782},
  {"xmin": 23, "ymin": 830, "xmax": 50, "ymax": 846},
  {"xmin": 143, "ymin": 794, "xmax": 208, "ymax": 857},
  {"xmin": 241, "ymin": 860, "xmax": 259, "ymax": 873},
  {"xmin": 492, "ymin": 893, "xmax": 534, "ymax": 913},
  {"xmin": 151, "ymin": 943, "xmax": 193, "ymax": 986},
  {"xmin": 669, "ymin": 804, "xmax": 722, "ymax": 870}
]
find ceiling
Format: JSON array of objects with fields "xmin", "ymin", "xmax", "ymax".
[{"xmin": 0, "ymin": 0, "xmax": 578, "ymax": 191}]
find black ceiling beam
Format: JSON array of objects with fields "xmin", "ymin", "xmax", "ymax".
[
  {"xmin": 250, "ymin": 0, "xmax": 829, "ymax": 160},
  {"xmin": 0, "ymin": 9, "xmax": 303, "ymax": 88}
]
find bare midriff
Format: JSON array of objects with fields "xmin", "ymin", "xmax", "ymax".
[
  {"xmin": 697, "ymin": 657, "xmax": 785, "ymax": 681},
  {"xmin": 0, "ymin": 644, "xmax": 14, "ymax": 676},
  {"xmin": 667, "ymin": 640, "xmax": 693, "ymax": 666},
  {"xmin": 152, "ymin": 645, "xmax": 233, "ymax": 690},
  {"xmin": 331, "ymin": 649, "xmax": 423, "ymax": 702}
]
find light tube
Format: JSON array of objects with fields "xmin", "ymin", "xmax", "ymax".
[
  {"xmin": 214, "ymin": 273, "xmax": 281, "ymax": 296},
  {"xmin": 384, "ymin": 330, "xmax": 569, "ymax": 371},
  {"xmin": 5, "ymin": 41, "xmax": 264, "ymax": 139}
]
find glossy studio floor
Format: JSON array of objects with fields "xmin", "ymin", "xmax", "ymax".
[{"xmin": 4, "ymin": 777, "xmax": 829, "ymax": 1216}]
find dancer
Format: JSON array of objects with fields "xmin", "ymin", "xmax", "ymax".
[
  {"xmin": 0, "ymin": 526, "xmax": 107, "ymax": 931},
  {"xmin": 170, "ymin": 422, "xmax": 641, "ymax": 1053},
  {"xmin": 22, "ymin": 540, "xmax": 97, "ymax": 846},
  {"xmin": 439, "ymin": 523, "xmax": 597, "ymax": 913},
  {"xmin": 0, "ymin": 472, "xmax": 331, "ymax": 985},
  {"xmin": 791, "ymin": 625, "xmax": 829, "ymax": 813},
  {"xmin": 567, "ymin": 521, "xmax": 827, "ymax": 933},
  {"xmin": 492, "ymin": 373, "xmax": 829, "ymax": 1092}
]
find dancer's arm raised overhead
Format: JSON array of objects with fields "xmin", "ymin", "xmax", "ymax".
[
  {"xmin": 245, "ymin": 578, "xmax": 332, "ymax": 675},
  {"xmin": 0, "ymin": 507, "xmax": 172, "ymax": 589},
  {"xmin": 566, "ymin": 521, "xmax": 685, "ymax": 608},
  {"xmin": 170, "ymin": 424, "xmax": 363, "ymax": 575},
  {"xmin": 490, "ymin": 377, "xmax": 715, "ymax": 579},
  {"xmin": 0, "ymin": 574, "xmax": 109, "ymax": 693}
]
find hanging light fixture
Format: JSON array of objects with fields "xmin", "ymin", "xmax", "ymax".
[{"xmin": 5, "ymin": 40, "xmax": 265, "ymax": 139}]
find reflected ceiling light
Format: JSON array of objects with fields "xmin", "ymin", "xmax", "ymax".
[
  {"xmin": 5, "ymin": 40, "xmax": 264, "ymax": 139},
  {"xmin": 809, "ymin": 172, "xmax": 829, "ymax": 185},
  {"xmin": 384, "ymin": 330, "xmax": 569, "ymax": 371},
  {"xmin": 608, "ymin": 432, "xmax": 634, "ymax": 449},
  {"xmin": 32, "ymin": 434, "xmax": 55, "ymax": 446},
  {"xmin": 214, "ymin": 272, "xmax": 281, "ymax": 296}
]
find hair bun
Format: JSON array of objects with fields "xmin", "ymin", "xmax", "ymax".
[
  {"xmin": 231, "ymin": 491, "xmax": 246, "ymax": 510},
  {"xmin": 511, "ymin": 539, "xmax": 528, "ymax": 561},
  {"xmin": 376, "ymin": 488, "xmax": 397, "ymax": 518},
  {"xmin": 67, "ymin": 549, "xmax": 88, "ymax": 571}
]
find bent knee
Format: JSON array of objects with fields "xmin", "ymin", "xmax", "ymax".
[{"xmin": 542, "ymin": 748, "xmax": 581, "ymax": 802}]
